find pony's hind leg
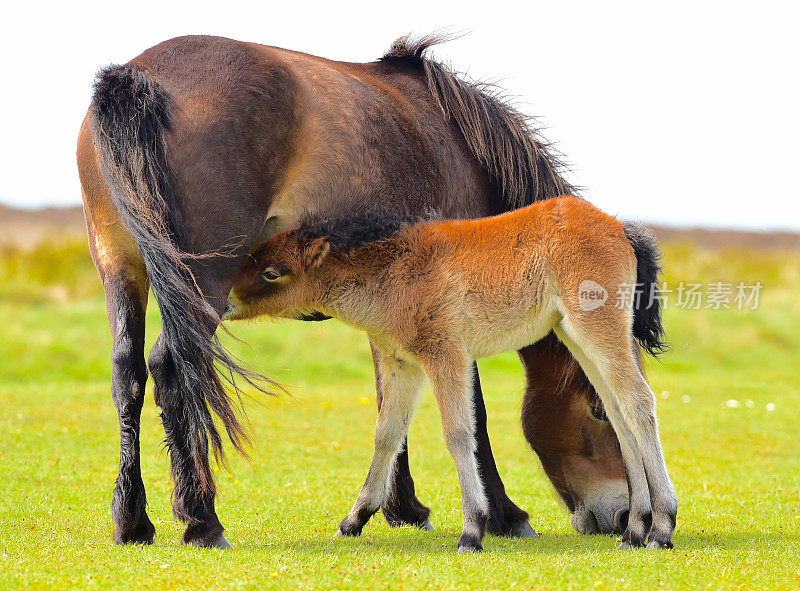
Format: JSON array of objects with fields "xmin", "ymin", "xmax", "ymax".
[
  {"xmin": 82, "ymin": 118, "xmax": 154, "ymax": 544},
  {"xmin": 552, "ymin": 325, "xmax": 653, "ymax": 548},
  {"xmin": 103, "ymin": 269, "xmax": 154, "ymax": 544},
  {"xmin": 337, "ymin": 355, "xmax": 426, "ymax": 537},
  {"xmin": 424, "ymin": 353, "xmax": 489, "ymax": 552}
]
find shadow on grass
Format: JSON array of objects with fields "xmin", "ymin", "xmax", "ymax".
[{"xmin": 254, "ymin": 529, "xmax": 800, "ymax": 556}]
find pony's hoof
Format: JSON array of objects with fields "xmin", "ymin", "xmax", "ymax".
[
  {"xmin": 510, "ymin": 520, "xmax": 540, "ymax": 539},
  {"xmin": 421, "ymin": 520, "xmax": 434, "ymax": 531},
  {"xmin": 457, "ymin": 533, "xmax": 483, "ymax": 553},
  {"xmin": 457, "ymin": 542, "xmax": 483, "ymax": 553},
  {"xmin": 335, "ymin": 527, "xmax": 362, "ymax": 538},
  {"xmin": 113, "ymin": 518, "xmax": 156, "ymax": 545},
  {"xmin": 209, "ymin": 534, "xmax": 232, "ymax": 549},
  {"xmin": 646, "ymin": 539, "xmax": 674, "ymax": 550},
  {"xmin": 617, "ymin": 541, "xmax": 634, "ymax": 550}
]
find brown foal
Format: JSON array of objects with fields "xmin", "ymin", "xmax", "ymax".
[{"xmin": 227, "ymin": 196, "xmax": 678, "ymax": 552}]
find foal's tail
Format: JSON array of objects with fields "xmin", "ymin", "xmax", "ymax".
[
  {"xmin": 624, "ymin": 223, "xmax": 669, "ymax": 357},
  {"xmin": 90, "ymin": 65, "xmax": 270, "ymax": 487}
]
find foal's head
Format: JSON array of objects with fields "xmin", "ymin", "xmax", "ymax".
[
  {"xmin": 227, "ymin": 212, "xmax": 421, "ymax": 321},
  {"xmin": 226, "ymin": 229, "xmax": 332, "ymax": 321}
]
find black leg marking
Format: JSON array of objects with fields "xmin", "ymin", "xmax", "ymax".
[
  {"xmin": 107, "ymin": 278, "xmax": 155, "ymax": 545},
  {"xmin": 337, "ymin": 505, "xmax": 377, "ymax": 538},
  {"xmin": 148, "ymin": 336, "xmax": 225, "ymax": 547},
  {"xmin": 647, "ymin": 506, "xmax": 677, "ymax": 549},
  {"xmin": 381, "ymin": 440, "xmax": 433, "ymax": 528},
  {"xmin": 458, "ymin": 511, "xmax": 489, "ymax": 553},
  {"xmin": 471, "ymin": 365, "xmax": 535, "ymax": 538},
  {"xmin": 619, "ymin": 511, "xmax": 651, "ymax": 549}
]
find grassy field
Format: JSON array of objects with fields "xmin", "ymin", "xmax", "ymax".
[{"xmin": 1, "ymin": 233, "xmax": 799, "ymax": 589}]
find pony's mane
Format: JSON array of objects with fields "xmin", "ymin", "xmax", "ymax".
[
  {"xmin": 295, "ymin": 210, "xmax": 430, "ymax": 253},
  {"xmin": 381, "ymin": 34, "xmax": 577, "ymax": 209}
]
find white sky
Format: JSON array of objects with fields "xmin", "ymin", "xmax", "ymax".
[{"xmin": 1, "ymin": 0, "xmax": 798, "ymax": 230}]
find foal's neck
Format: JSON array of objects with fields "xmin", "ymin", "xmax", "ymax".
[{"xmin": 314, "ymin": 238, "xmax": 410, "ymax": 329}]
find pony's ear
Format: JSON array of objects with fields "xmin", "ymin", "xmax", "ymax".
[{"xmin": 303, "ymin": 236, "xmax": 330, "ymax": 269}]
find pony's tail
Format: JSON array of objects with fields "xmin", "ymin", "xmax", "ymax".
[
  {"xmin": 624, "ymin": 223, "xmax": 669, "ymax": 357},
  {"xmin": 90, "ymin": 64, "xmax": 273, "ymax": 489}
]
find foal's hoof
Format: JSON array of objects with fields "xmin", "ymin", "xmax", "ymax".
[
  {"xmin": 618, "ymin": 527, "xmax": 647, "ymax": 550},
  {"xmin": 208, "ymin": 534, "xmax": 233, "ymax": 550},
  {"xmin": 421, "ymin": 520, "xmax": 434, "ymax": 531},
  {"xmin": 509, "ymin": 520, "xmax": 540, "ymax": 539}
]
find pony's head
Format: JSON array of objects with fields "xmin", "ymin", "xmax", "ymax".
[
  {"xmin": 226, "ymin": 229, "xmax": 332, "ymax": 321},
  {"xmin": 521, "ymin": 337, "xmax": 630, "ymax": 535}
]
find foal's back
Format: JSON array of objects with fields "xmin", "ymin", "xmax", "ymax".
[{"xmin": 416, "ymin": 196, "xmax": 634, "ymax": 357}]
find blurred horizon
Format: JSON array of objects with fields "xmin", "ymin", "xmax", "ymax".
[{"xmin": 1, "ymin": 1, "xmax": 798, "ymax": 231}]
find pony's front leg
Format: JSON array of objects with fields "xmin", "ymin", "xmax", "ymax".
[
  {"xmin": 424, "ymin": 353, "xmax": 489, "ymax": 552},
  {"xmin": 337, "ymin": 356, "xmax": 425, "ymax": 537}
]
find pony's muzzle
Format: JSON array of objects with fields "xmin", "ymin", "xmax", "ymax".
[
  {"xmin": 613, "ymin": 508, "xmax": 629, "ymax": 534},
  {"xmin": 570, "ymin": 481, "xmax": 629, "ymax": 535}
]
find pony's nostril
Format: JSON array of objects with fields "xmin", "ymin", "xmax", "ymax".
[{"xmin": 614, "ymin": 509, "xmax": 629, "ymax": 533}]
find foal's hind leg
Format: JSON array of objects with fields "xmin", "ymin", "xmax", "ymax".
[
  {"xmin": 591, "ymin": 350, "xmax": 677, "ymax": 549},
  {"xmin": 338, "ymin": 355, "xmax": 425, "ymax": 537},
  {"xmin": 553, "ymin": 326, "xmax": 653, "ymax": 547},
  {"xmin": 556, "ymin": 324, "xmax": 677, "ymax": 548},
  {"xmin": 103, "ymin": 268, "xmax": 154, "ymax": 544}
]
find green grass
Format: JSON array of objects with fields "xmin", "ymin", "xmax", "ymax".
[{"xmin": 1, "ymin": 238, "xmax": 799, "ymax": 589}]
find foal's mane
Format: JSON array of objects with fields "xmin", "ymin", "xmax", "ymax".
[
  {"xmin": 381, "ymin": 35, "xmax": 576, "ymax": 209},
  {"xmin": 295, "ymin": 210, "xmax": 431, "ymax": 254}
]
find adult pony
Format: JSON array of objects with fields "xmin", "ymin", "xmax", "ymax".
[{"xmin": 78, "ymin": 34, "xmax": 630, "ymax": 548}]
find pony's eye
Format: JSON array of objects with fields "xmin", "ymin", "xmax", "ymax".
[
  {"xmin": 262, "ymin": 269, "xmax": 283, "ymax": 282},
  {"xmin": 589, "ymin": 402, "xmax": 609, "ymax": 422}
]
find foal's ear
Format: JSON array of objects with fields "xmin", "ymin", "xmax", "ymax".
[{"xmin": 303, "ymin": 237, "xmax": 330, "ymax": 269}]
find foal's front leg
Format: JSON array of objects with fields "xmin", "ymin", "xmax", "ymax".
[
  {"xmin": 424, "ymin": 353, "xmax": 489, "ymax": 552},
  {"xmin": 337, "ymin": 356, "xmax": 425, "ymax": 537},
  {"xmin": 370, "ymin": 344, "xmax": 433, "ymax": 530}
]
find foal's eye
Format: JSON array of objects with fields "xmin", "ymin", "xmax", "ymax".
[
  {"xmin": 589, "ymin": 402, "xmax": 609, "ymax": 422},
  {"xmin": 262, "ymin": 268, "xmax": 283, "ymax": 282}
]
